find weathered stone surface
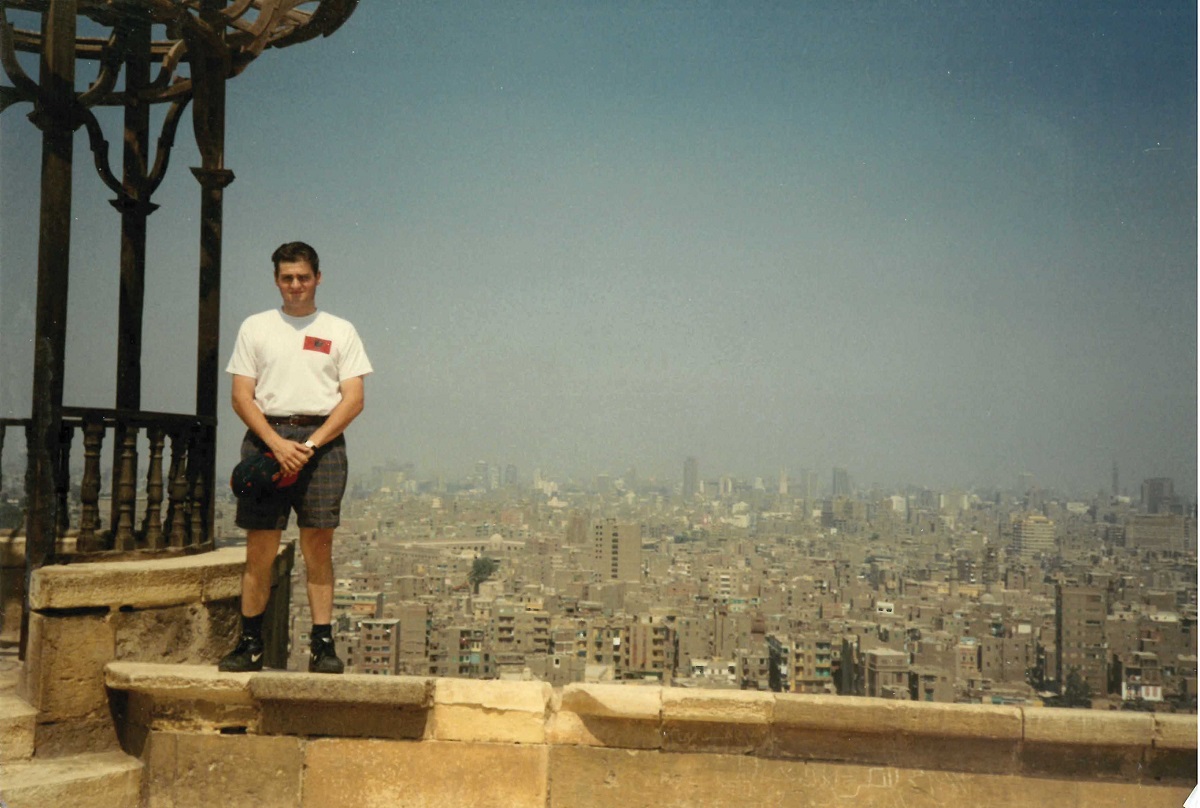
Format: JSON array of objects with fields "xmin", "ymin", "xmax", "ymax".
[
  {"xmin": 1023, "ymin": 706, "xmax": 1154, "ymax": 746},
  {"xmin": 661, "ymin": 688, "xmax": 773, "ymax": 754},
  {"xmin": 106, "ymin": 662, "xmax": 255, "ymax": 704},
  {"xmin": 31, "ymin": 560, "xmax": 205, "ymax": 610},
  {"xmin": 561, "ymin": 682, "xmax": 663, "ymax": 721},
  {"xmin": 111, "ymin": 601, "xmax": 238, "ymax": 665},
  {"xmin": 253, "ymin": 672, "xmax": 433, "ymax": 739},
  {"xmin": 769, "ymin": 694, "xmax": 1022, "ymax": 773},
  {"xmin": 250, "ymin": 671, "xmax": 433, "ymax": 706},
  {"xmin": 303, "ymin": 738, "xmax": 549, "ymax": 808},
  {"xmin": 2, "ymin": 750, "xmax": 141, "ymax": 808},
  {"xmin": 143, "ymin": 731, "xmax": 303, "ymax": 808},
  {"xmin": 547, "ymin": 746, "xmax": 1193, "ymax": 808},
  {"xmin": 549, "ymin": 683, "xmax": 663, "ymax": 749},
  {"xmin": 0, "ymin": 559, "xmax": 24, "ymax": 646},
  {"xmin": 1072, "ymin": 778, "xmax": 1194, "ymax": 807},
  {"xmin": 96, "ymin": 661, "xmax": 1200, "ymax": 805},
  {"xmin": 21, "ymin": 611, "xmax": 114, "ymax": 720},
  {"xmin": 26, "ymin": 546, "xmax": 271, "ymax": 611},
  {"xmin": 0, "ymin": 691, "xmax": 36, "ymax": 761},
  {"xmin": 661, "ymin": 688, "xmax": 774, "ymax": 725},
  {"xmin": 775, "ymin": 693, "xmax": 1022, "ymax": 740},
  {"xmin": 430, "ymin": 678, "xmax": 551, "ymax": 744},
  {"xmin": 33, "ymin": 714, "xmax": 122, "ymax": 757},
  {"xmin": 1153, "ymin": 713, "xmax": 1198, "ymax": 749}
]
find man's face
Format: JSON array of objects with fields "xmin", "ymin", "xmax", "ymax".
[{"xmin": 275, "ymin": 259, "xmax": 320, "ymax": 314}]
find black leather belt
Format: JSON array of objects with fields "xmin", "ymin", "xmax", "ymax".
[{"xmin": 266, "ymin": 414, "xmax": 327, "ymax": 426}]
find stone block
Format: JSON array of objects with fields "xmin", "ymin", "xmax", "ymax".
[
  {"xmin": 1022, "ymin": 706, "xmax": 1154, "ymax": 746},
  {"xmin": 549, "ymin": 746, "xmax": 773, "ymax": 808},
  {"xmin": 1073, "ymin": 779, "xmax": 1194, "ymax": 807},
  {"xmin": 106, "ymin": 662, "xmax": 256, "ymax": 705},
  {"xmin": 0, "ymin": 558, "xmax": 24, "ymax": 646},
  {"xmin": 430, "ymin": 678, "xmax": 550, "ymax": 744},
  {"xmin": 769, "ymin": 694, "xmax": 1022, "ymax": 773},
  {"xmin": 33, "ymin": 714, "xmax": 121, "ymax": 757},
  {"xmin": 30, "ymin": 561, "xmax": 204, "ymax": 611},
  {"xmin": 25, "ymin": 546, "xmax": 276, "ymax": 611},
  {"xmin": 2, "ymin": 750, "xmax": 142, "ymax": 808},
  {"xmin": 0, "ymin": 692, "xmax": 36, "ymax": 761},
  {"xmin": 143, "ymin": 731, "xmax": 304, "ymax": 808},
  {"xmin": 776, "ymin": 693, "xmax": 1022, "ymax": 739},
  {"xmin": 1020, "ymin": 707, "xmax": 1153, "ymax": 780},
  {"xmin": 549, "ymin": 683, "xmax": 663, "ymax": 749},
  {"xmin": 1152, "ymin": 713, "xmax": 1198, "ymax": 749},
  {"xmin": 661, "ymin": 688, "xmax": 772, "ymax": 755},
  {"xmin": 303, "ymin": 738, "xmax": 548, "ymax": 808},
  {"xmin": 250, "ymin": 671, "xmax": 433, "ymax": 706},
  {"xmin": 20, "ymin": 611, "xmax": 114, "ymax": 721},
  {"xmin": 254, "ymin": 672, "xmax": 432, "ymax": 739},
  {"xmin": 111, "ymin": 601, "xmax": 238, "ymax": 665}
]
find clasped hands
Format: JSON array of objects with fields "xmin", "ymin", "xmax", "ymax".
[{"xmin": 270, "ymin": 439, "xmax": 315, "ymax": 476}]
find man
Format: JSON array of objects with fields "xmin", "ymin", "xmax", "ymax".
[{"xmin": 219, "ymin": 241, "xmax": 372, "ymax": 673}]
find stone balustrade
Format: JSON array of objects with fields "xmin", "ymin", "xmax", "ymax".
[
  {"xmin": 0, "ymin": 407, "xmax": 216, "ymax": 558},
  {"xmin": 103, "ymin": 662, "xmax": 1196, "ymax": 807}
]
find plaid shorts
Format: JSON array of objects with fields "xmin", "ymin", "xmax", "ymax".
[{"xmin": 235, "ymin": 425, "xmax": 348, "ymax": 530}]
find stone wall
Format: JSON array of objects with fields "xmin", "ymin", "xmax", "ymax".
[
  {"xmin": 16, "ymin": 545, "xmax": 291, "ymax": 757},
  {"xmin": 106, "ymin": 663, "xmax": 1197, "ymax": 808}
]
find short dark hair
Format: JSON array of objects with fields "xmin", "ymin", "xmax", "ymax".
[{"xmin": 271, "ymin": 241, "xmax": 320, "ymax": 276}]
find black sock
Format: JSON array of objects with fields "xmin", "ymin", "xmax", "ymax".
[
  {"xmin": 241, "ymin": 611, "xmax": 266, "ymax": 642},
  {"xmin": 311, "ymin": 623, "xmax": 333, "ymax": 643}
]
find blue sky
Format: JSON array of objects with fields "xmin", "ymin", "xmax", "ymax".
[{"xmin": 1, "ymin": 2, "xmax": 1195, "ymax": 495}]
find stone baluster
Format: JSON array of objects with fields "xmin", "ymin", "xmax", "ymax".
[
  {"xmin": 113, "ymin": 425, "xmax": 139, "ymax": 550},
  {"xmin": 142, "ymin": 425, "xmax": 165, "ymax": 549},
  {"xmin": 165, "ymin": 428, "xmax": 189, "ymax": 548},
  {"xmin": 54, "ymin": 423, "xmax": 74, "ymax": 540},
  {"xmin": 77, "ymin": 419, "xmax": 105, "ymax": 551},
  {"xmin": 186, "ymin": 425, "xmax": 208, "ymax": 547}
]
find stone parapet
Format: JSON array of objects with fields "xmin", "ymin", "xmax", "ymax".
[
  {"xmin": 17, "ymin": 546, "xmax": 292, "ymax": 757},
  {"xmin": 105, "ymin": 663, "xmax": 1198, "ymax": 807}
]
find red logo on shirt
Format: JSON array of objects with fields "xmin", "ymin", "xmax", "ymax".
[{"xmin": 303, "ymin": 336, "xmax": 332, "ymax": 354}]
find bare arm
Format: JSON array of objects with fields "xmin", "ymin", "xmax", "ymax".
[
  {"xmin": 231, "ymin": 374, "xmax": 313, "ymax": 474},
  {"xmin": 305, "ymin": 374, "xmax": 365, "ymax": 449}
]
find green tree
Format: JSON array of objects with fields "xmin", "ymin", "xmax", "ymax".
[
  {"xmin": 468, "ymin": 556, "xmax": 499, "ymax": 594},
  {"xmin": 1046, "ymin": 667, "xmax": 1093, "ymax": 709}
]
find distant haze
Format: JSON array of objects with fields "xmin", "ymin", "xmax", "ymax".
[{"xmin": 1, "ymin": 3, "xmax": 1195, "ymax": 496}]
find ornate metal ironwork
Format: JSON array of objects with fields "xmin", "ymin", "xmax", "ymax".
[{"xmin": 1, "ymin": 0, "xmax": 358, "ymax": 659}]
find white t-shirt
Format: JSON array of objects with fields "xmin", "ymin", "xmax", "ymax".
[{"xmin": 226, "ymin": 309, "xmax": 373, "ymax": 416}]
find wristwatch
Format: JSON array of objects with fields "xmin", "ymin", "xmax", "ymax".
[{"xmin": 304, "ymin": 439, "xmax": 319, "ymax": 450}]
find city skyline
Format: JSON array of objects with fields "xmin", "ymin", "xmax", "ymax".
[{"xmin": 1, "ymin": 3, "xmax": 1195, "ymax": 496}]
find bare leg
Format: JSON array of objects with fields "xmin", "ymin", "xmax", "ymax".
[
  {"xmin": 300, "ymin": 527, "xmax": 335, "ymax": 624},
  {"xmin": 241, "ymin": 529, "xmax": 283, "ymax": 616}
]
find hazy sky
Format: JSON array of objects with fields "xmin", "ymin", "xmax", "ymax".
[{"xmin": 1, "ymin": 2, "xmax": 1196, "ymax": 495}]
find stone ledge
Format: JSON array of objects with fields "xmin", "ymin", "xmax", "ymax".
[
  {"xmin": 0, "ymin": 691, "xmax": 37, "ymax": 761},
  {"xmin": 1153, "ymin": 714, "xmax": 1198, "ymax": 749},
  {"xmin": 106, "ymin": 662, "xmax": 255, "ymax": 705},
  {"xmin": 1023, "ymin": 707, "xmax": 1155, "ymax": 746},
  {"xmin": 251, "ymin": 671, "xmax": 433, "ymax": 706},
  {"xmin": 102, "ymin": 661, "xmax": 1198, "ymax": 786},
  {"xmin": 430, "ymin": 678, "xmax": 552, "ymax": 745},
  {"xmin": 28, "ymin": 547, "xmax": 248, "ymax": 610},
  {"xmin": 549, "ymin": 683, "xmax": 664, "ymax": 749},
  {"xmin": 1, "ymin": 750, "xmax": 142, "ymax": 808},
  {"xmin": 774, "ymin": 693, "xmax": 1023, "ymax": 740}
]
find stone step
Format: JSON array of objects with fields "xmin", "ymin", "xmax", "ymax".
[
  {"xmin": 0, "ymin": 691, "xmax": 35, "ymax": 762},
  {"xmin": 1, "ymin": 751, "xmax": 142, "ymax": 808}
]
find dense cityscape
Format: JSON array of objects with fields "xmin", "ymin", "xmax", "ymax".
[{"xmin": 215, "ymin": 458, "xmax": 1197, "ymax": 713}]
